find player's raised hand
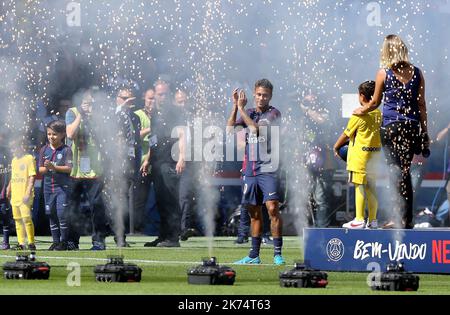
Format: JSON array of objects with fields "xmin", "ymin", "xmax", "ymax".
[
  {"xmin": 232, "ymin": 88, "xmax": 239, "ymax": 106},
  {"xmin": 237, "ymin": 89, "xmax": 247, "ymax": 109}
]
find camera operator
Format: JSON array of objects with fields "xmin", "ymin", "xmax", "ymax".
[
  {"xmin": 65, "ymin": 89, "xmax": 108, "ymax": 250},
  {"xmin": 300, "ymin": 91, "xmax": 337, "ymax": 228},
  {"xmin": 436, "ymin": 123, "xmax": 450, "ymax": 226}
]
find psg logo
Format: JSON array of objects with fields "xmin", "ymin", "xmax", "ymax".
[{"xmin": 326, "ymin": 238, "xmax": 344, "ymax": 262}]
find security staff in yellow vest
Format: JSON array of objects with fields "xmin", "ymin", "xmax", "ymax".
[{"xmin": 133, "ymin": 88, "xmax": 154, "ymax": 233}]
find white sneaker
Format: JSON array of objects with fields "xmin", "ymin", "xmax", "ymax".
[
  {"xmin": 365, "ymin": 219, "xmax": 378, "ymax": 229},
  {"xmin": 342, "ymin": 219, "xmax": 365, "ymax": 229}
]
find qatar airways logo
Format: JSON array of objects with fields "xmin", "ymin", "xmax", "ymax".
[{"xmin": 170, "ymin": 118, "xmax": 280, "ymax": 172}]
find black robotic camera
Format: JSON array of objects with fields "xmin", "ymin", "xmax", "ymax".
[
  {"xmin": 187, "ymin": 257, "xmax": 236, "ymax": 285},
  {"xmin": 3, "ymin": 252, "xmax": 50, "ymax": 280},
  {"xmin": 369, "ymin": 261, "xmax": 419, "ymax": 291},
  {"xmin": 94, "ymin": 256, "xmax": 142, "ymax": 282},
  {"xmin": 279, "ymin": 261, "xmax": 328, "ymax": 288}
]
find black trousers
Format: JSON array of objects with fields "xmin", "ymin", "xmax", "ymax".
[
  {"xmin": 67, "ymin": 178, "xmax": 108, "ymax": 244},
  {"xmin": 1, "ymin": 202, "xmax": 11, "ymax": 241},
  {"xmin": 179, "ymin": 162, "xmax": 202, "ymax": 232},
  {"xmin": 152, "ymin": 161, "xmax": 181, "ymax": 241},
  {"xmin": 381, "ymin": 121, "xmax": 420, "ymax": 227},
  {"xmin": 133, "ymin": 172, "xmax": 152, "ymax": 233}
]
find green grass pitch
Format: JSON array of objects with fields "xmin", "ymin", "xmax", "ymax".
[{"xmin": 0, "ymin": 236, "xmax": 449, "ymax": 295}]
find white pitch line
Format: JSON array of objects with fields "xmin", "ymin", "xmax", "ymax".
[{"xmin": 0, "ymin": 254, "xmax": 284, "ymax": 267}]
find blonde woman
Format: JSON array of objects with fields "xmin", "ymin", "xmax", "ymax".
[{"xmin": 353, "ymin": 34, "xmax": 429, "ymax": 229}]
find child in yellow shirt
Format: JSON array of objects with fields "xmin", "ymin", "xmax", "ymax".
[
  {"xmin": 7, "ymin": 138, "xmax": 36, "ymax": 249},
  {"xmin": 334, "ymin": 81, "xmax": 381, "ymax": 229}
]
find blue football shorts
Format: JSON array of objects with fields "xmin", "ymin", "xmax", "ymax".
[{"xmin": 241, "ymin": 173, "xmax": 279, "ymax": 206}]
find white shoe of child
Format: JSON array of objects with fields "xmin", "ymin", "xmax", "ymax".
[{"xmin": 342, "ymin": 218, "xmax": 365, "ymax": 229}]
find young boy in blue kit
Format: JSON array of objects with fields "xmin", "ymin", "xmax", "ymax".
[{"xmin": 39, "ymin": 120, "xmax": 73, "ymax": 250}]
